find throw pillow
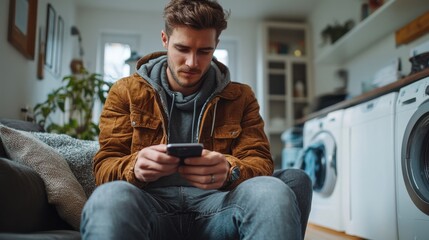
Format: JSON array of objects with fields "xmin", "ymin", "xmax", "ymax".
[
  {"xmin": 0, "ymin": 125, "xmax": 87, "ymax": 230},
  {"xmin": 32, "ymin": 132, "xmax": 98, "ymax": 197}
]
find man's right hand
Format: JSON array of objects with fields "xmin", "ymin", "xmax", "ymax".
[{"xmin": 134, "ymin": 144, "xmax": 180, "ymax": 183}]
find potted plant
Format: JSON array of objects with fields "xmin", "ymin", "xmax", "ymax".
[
  {"xmin": 320, "ymin": 19, "xmax": 355, "ymax": 46},
  {"xmin": 34, "ymin": 69, "xmax": 112, "ymax": 140}
]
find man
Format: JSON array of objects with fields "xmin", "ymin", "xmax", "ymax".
[{"xmin": 81, "ymin": 0, "xmax": 311, "ymax": 239}]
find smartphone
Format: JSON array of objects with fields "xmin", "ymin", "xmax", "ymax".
[{"xmin": 167, "ymin": 143, "xmax": 203, "ymax": 165}]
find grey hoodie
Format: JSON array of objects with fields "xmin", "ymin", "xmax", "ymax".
[{"xmin": 136, "ymin": 54, "xmax": 231, "ymax": 187}]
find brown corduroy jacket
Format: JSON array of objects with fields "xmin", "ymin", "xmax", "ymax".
[{"xmin": 93, "ymin": 52, "xmax": 273, "ymax": 190}]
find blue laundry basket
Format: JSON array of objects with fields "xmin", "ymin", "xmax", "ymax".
[{"xmin": 280, "ymin": 127, "xmax": 303, "ymax": 169}]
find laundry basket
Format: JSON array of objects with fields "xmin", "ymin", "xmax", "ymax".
[{"xmin": 281, "ymin": 127, "xmax": 303, "ymax": 169}]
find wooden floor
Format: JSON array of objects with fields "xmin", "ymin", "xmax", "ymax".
[{"xmin": 305, "ymin": 224, "xmax": 364, "ymax": 240}]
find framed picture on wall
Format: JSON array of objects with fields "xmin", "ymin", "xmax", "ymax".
[
  {"xmin": 44, "ymin": 3, "xmax": 56, "ymax": 71},
  {"xmin": 7, "ymin": 0, "xmax": 38, "ymax": 60}
]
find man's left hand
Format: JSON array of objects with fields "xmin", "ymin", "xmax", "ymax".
[{"xmin": 178, "ymin": 149, "xmax": 230, "ymax": 190}]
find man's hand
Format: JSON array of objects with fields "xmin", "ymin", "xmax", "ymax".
[
  {"xmin": 178, "ymin": 149, "xmax": 230, "ymax": 190},
  {"xmin": 134, "ymin": 144, "xmax": 180, "ymax": 183}
]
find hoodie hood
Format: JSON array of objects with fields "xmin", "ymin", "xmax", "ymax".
[
  {"xmin": 136, "ymin": 52, "xmax": 231, "ymax": 143},
  {"xmin": 136, "ymin": 52, "xmax": 231, "ymax": 96},
  {"xmin": 136, "ymin": 51, "xmax": 231, "ymax": 118}
]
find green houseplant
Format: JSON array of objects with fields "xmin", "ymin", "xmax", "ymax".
[{"xmin": 34, "ymin": 69, "xmax": 112, "ymax": 140}]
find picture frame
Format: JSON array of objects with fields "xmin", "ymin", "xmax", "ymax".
[
  {"xmin": 37, "ymin": 26, "xmax": 45, "ymax": 79},
  {"xmin": 54, "ymin": 16, "xmax": 64, "ymax": 76},
  {"xmin": 44, "ymin": 3, "xmax": 56, "ymax": 70},
  {"xmin": 7, "ymin": 0, "xmax": 38, "ymax": 60}
]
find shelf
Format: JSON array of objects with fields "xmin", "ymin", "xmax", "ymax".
[
  {"xmin": 268, "ymin": 54, "xmax": 308, "ymax": 63},
  {"xmin": 293, "ymin": 97, "xmax": 309, "ymax": 103},
  {"xmin": 269, "ymin": 95, "xmax": 287, "ymax": 101},
  {"xmin": 258, "ymin": 21, "xmax": 311, "ymax": 159},
  {"xmin": 315, "ymin": 0, "xmax": 429, "ymax": 64},
  {"xmin": 268, "ymin": 69, "xmax": 286, "ymax": 74}
]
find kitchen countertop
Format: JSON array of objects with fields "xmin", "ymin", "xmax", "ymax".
[{"xmin": 297, "ymin": 68, "xmax": 429, "ymax": 125}]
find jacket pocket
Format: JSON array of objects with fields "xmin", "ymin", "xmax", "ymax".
[
  {"xmin": 212, "ymin": 124, "xmax": 242, "ymax": 154},
  {"xmin": 130, "ymin": 112, "xmax": 162, "ymax": 150}
]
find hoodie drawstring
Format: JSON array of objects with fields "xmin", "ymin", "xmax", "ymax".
[
  {"xmin": 210, "ymin": 101, "xmax": 218, "ymax": 137},
  {"xmin": 191, "ymin": 99, "xmax": 197, "ymax": 143},
  {"xmin": 169, "ymin": 94, "xmax": 218, "ymax": 143},
  {"xmin": 167, "ymin": 93, "xmax": 176, "ymax": 143}
]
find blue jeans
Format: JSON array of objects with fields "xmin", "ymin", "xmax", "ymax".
[
  {"xmin": 273, "ymin": 169, "xmax": 313, "ymax": 237},
  {"xmin": 81, "ymin": 176, "xmax": 301, "ymax": 240}
]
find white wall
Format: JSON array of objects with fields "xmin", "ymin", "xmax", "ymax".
[
  {"xmin": 4, "ymin": 1, "xmax": 428, "ymax": 120},
  {"xmin": 76, "ymin": 7, "xmax": 259, "ymax": 90},
  {"xmin": 0, "ymin": 0, "xmax": 76, "ymax": 120},
  {"xmin": 309, "ymin": 0, "xmax": 360, "ymax": 96},
  {"xmin": 311, "ymin": 0, "xmax": 361, "ymax": 59},
  {"xmin": 346, "ymin": 33, "xmax": 429, "ymax": 97},
  {"xmin": 309, "ymin": 0, "xmax": 429, "ymax": 98}
]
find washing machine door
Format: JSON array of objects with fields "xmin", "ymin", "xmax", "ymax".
[
  {"xmin": 402, "ymin": 100, "xmax": 429, "ymax": 215},
  {"xmin": 301, "ymin": 131, "xmax": 337, "ymax": 197}
]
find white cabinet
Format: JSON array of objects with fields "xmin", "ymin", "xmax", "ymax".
[{"xmin": 257, "ymin": 21, "xmax": 312, "ymax": 168}]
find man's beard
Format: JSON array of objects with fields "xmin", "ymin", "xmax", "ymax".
[{"xmin": 167, "ymin": 64, "xmax": 202, "ymax": 89}]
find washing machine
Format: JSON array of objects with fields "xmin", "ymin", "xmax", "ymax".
[
  {"xmin": 342, "ymin": 92, "xmax": 398, "ymax": 240},
  {"xmin": 301, "ymin": 109, "xmax": 345, "ymax": 231},
  {"xmin": 395, "ymin": 77, "xmax": 429, "ymax": 239}
]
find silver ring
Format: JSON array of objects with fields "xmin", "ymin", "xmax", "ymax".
[{"xmin": 210, "ymin": 174, "xmax": 215, "ymax": 184}]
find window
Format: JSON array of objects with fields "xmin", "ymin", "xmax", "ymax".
[
  {"xmin": 93, "ymin": 33, "xmax": 140, "ymax": 123},
  {"xmin": 103, "ymin": 42, "xmax": 131, "ymax": 82},
  {"xmin": 98, "ymin": 33, "xmax": 140, "ymax": 82},
  {"xmin": 214, "ymin": 49, "xmax": 229, "ymax": 66},
  {"xmin": 214, "ymin": 39, "xmax": 237, "ymax": 81}
]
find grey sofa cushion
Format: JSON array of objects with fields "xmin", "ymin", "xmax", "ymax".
[
  {"xmin": 0, "ymin": 119, "xmax": 44, "ymax": 132},
  {"xmin": 0, "ymin": 139, "xmax": 5, "ymax": 158},
  {"xmin": 0, "ymin": 157, "xmax": 71, "ymax": 233},
  {"xmin": 0, "ymin": 119, "xmax": 79, "ymax": 238}
]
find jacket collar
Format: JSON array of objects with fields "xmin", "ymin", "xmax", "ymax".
[{"xmin": 215, "ymin": 83, "xmax": 242, "ymax": 101}]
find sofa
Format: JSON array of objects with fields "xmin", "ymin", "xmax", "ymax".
[
  {"xmin": 0, "ymin": 118, "xmax": 312, "ymax": 239},
  {"xmin": 0, "ymin": 119, "xmax": 98, "ymax": 240}
]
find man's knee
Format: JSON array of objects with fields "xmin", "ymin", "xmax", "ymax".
[
  {"xmin": 237, "ymin": 176, "xmax": 297, "ymax": 204},
  {"xmin": 86, "ymin": 181, "xmax": 139, "ymax": 207},
  {"xmin": 274, "ymin": 169, "xmax": 312, "ymax": 192}
]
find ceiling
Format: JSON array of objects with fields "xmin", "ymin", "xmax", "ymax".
[{"xmin": 75, "ymin": 0, "xmax": 320, "ymax": 20}]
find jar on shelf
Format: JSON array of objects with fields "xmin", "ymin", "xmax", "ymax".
[{"xmin": 294, "ymin": 80, "xmax": 305, "ymax": 97}]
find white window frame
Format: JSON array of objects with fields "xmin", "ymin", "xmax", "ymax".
[
  {"xmin": 216, "ymin": 39, "xmax": 238, "ymax": 81},
  {"xmin": 97, "ymin": 33, "xmax": 141, "ymax": 79}
]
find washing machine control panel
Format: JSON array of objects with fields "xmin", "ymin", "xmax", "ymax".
[{"xmin": 398, "ymin": 77, "xmax": 429, "ymax": 108}]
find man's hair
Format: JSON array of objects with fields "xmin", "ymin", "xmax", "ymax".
[{"xmin": 163, "ymin": 0, "xmax": 229, "ymax": 39}]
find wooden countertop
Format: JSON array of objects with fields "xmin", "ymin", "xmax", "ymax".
[{"xmin": 296, "ymin": 68, "xmax": 429, "ymax": 125}]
